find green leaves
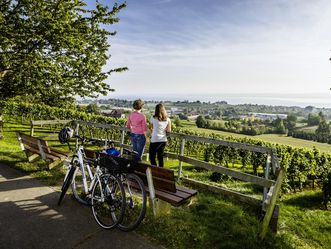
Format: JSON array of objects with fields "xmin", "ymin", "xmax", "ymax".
[{"xmin": 0, "ymin": 0, "xmax": 127, "ymax": 105}]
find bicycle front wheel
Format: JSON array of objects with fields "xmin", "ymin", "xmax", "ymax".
[
  {"xmin": 91, "ymin": 174, "xmax": 126, "ymax": 229},
  {"xmin": 118, "ymin": 173, "xmax": 147, "ymax": 231},
  {"xmin": 58, "ymin": 165, "xmax": 76, "ymax": 206},
  {"xmin": 71, "ymin": 160, "xmax": 90, "ymax": 205}
]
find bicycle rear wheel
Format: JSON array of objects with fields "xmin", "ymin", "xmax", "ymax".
[
  {"xmin": 118, "ymin": 173, "xmax": 147, "ymax": 231},
  {"xmin": 71, "ymin": 160, "xmax": 91, "ymax": 205},
  {"xmin": 91, "ymin": 174, "xmax": 126, "ymax": 229},
  {"xmin": 58, "ymin": 165, "xmax": 76, "ymax": 206}
]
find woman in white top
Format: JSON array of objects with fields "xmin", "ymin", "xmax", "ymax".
[{"xmin": 149, "ymin": 103, "xmax": 171, "ymax": 167}]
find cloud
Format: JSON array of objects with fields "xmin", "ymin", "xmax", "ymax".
[
  {"xmin": 107, "ymin": 0, "xmax": 331, "ymax": 97},
  {"xmin": 153, "ymin": 0, "xmax": 173, "ymax": 4}
]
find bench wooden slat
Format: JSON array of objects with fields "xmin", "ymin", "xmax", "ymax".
[
  {"xmin": 157, "ymin": 186, "xmax": 197, "ymax": 202},
  {"xmin": 171, "ymin": 188, "xmax": 197, "ymax": 199},
  {"xmin": 43, "ymin": 151, "xmax": 62, "ymax": 161},
  {"xmin": 121, "ymin": 175, "xmax": 182, "ymax": 205},
  {"xmin": 20, "ymin": 133, "xmax": 48, "ymax": 146},
  {"xmin": 127, "ymin": 178, "xmax": 186, "ymax": 205},
  {"xmin": 84, "ymin": 149, "xmax": 97, "ymax": 159},
  {"xmin": 21, "ymin": 139, "xmax": 51, "ymax": 155},
  {"xmin": 19, "ymin": 133, "xmax": 51, "ymax": 154},
  {"xmin": 17, "ymin": 132, "xmax": 68, "ymax": 169},
  {"xmin": 173, "ymin": 188, "xmax": 197, "ymax": 205},
  {"xmin": 49, "ymin": 147, "xmax": 70, "ymax": 158},
  {"xmin": 176, "ymin": 185, "xmax": 198, "ymax": 195},
  {"xmin": 49, "ymin": 147, "xmax": 70, "ymax": 157},
  {"xmin": 152, "ymin": 188, "xmax": 183, "ymax": 205},
  {"xmin": 23, "ymin": 146, "xmax": 41, "ymax": 156},
  {"xmin": 47, "ymin": 150, "xmax": 68, "ymax": 160},
  {"xmin": 21, "ymin": 140, "xmax": 40, "ymax": 151},
  {"xmin": 24, "ymin": 144, "xmax": 61, "ymax": 161},
  {"xmin": 154, "ymin": 187, "xmax": 196, "ymax": 206},
  {"xmin": 136, "ymin": 163, "xmax": 175, "ymax": 179},
  {"xmin": 150, "ymin": 175, "xmax": 176, "ymax": 192},
  {"xmin": 134, "ymin": 171, "xmax": 176, "ymax": 193}
]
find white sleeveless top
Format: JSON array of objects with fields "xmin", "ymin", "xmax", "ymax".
[{"xmin": 150, "ymin": 117, "xmax": 171, "ymax": 143}]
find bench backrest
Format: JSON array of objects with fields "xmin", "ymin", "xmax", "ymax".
[
  {"xmin": 134, "ymin": 163, "xmax": 177, "ymax": 193},
  {"xmin": 84, "ymin": 149, "xmax": 97, "ymax": 159},
  {"xmin": 17, "ymin": 132, "xmax": 50, "ymax": 153}
]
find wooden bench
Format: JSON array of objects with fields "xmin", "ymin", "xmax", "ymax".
[
  {"xmin": 134, "ymin": 162, "xmax": 197, "ymax": 207},
  {"xmin": 16, "ymin": 132, "xmax": 70, "ymax": 169}
]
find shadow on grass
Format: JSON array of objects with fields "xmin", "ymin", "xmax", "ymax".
[
  {"xmin": 140, "ymin": 189, "xmax": 295, "ymax": 249},
  {"xmin": 0, "ymin": 149, "xmax": 64, "ymax": 186},
  {"xmin": 281, "ymin": 191, "xmax": 324, "ymax": 210}
]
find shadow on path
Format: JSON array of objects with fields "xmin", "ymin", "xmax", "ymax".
[{"xmin": 0, "ymin": 163, "xmax": 162, "ymax": 249}]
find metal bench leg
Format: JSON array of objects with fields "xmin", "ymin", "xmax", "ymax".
[
  {"xmin": 27, "ymin": 154, "xmax": 40, "ymax": 162},
  {"xmin": 146, "ymin": 167, "xmax": 159, "ymax": 216},
  {"xmin": 48, "ymin": 159, "xmax": 63, "ymax": 170}
]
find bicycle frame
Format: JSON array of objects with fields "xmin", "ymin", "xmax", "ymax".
[{"xmin": 74, "ymin": 144, "xmax": 101, "ymax": 195}]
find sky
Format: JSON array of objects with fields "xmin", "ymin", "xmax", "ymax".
[{"xmin": 94, "ymin": 0, "xmax": 331, "ymax": 103}]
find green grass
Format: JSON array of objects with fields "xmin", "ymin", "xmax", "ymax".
[
  {"xmin": 1, "ymin": 119, "xmax": 331, "ymax": 249},
  {"xmin": 180, "ymin": 120, "xmax": 331, "ymax": 153},
  {"xmin": 254, "ymin": 134, "xmax": 331, "ymax": 153},
  {"xmin": 278, "ymin": 191, "xmax": 331, "ymax": 249},
  {"xmin": 165, "ymin": 159, "xmax": 264, "ymax": 200},
  {"xmin": 296, "ymin": 125, "xmax": 317, "ymax": 134},
  {"xmin": 180, "ymin": 120, "xmax": 247, "ymax": 138},
  {"xmin": 138, "ymin": 187, "xmax": 331, "ymax": 249},
  {"xmin": 139, "ymin": 191, "xmax": 271, "ymax": 249},
  {"xmin": 0, "ymin": 120, "xmax": 66, "ymax": 186}
]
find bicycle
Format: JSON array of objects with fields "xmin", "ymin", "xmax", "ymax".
[
  {"xmin": 58, "ymin": 135, "xmax": 126, "ymax": 229},
  {"xmin": 100, "ymin": 146, "xmax": 147, "ymax": 231}
]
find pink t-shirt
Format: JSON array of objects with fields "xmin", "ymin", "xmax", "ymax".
[{"xmin": 126, "ymin": 111, "xmax": 147, "ymax": 134}]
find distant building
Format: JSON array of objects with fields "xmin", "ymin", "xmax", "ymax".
[
  {"xmin": 187, "ymin": 115, "xmax": 199, "ymax": 120},
  {"xmin": 249, "ymin": 113, "xmax": 287, "ymax": 121},
  {"xmin": 102, "ymin": 108, "xmax": 126, "ymax": 118},
  {"xmin": 168, "ymin": 107, "xmax": 184, "ymax": 117},
  {"xmin": 215, "ymin": 101, "xmax": 228, "ymax": 105}
]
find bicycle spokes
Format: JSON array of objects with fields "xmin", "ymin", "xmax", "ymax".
[{"xmin": 91, "ymin": 175, "xmax": 126, "ymax": 229}]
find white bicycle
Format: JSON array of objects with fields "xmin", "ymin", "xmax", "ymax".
[{"xmin": 58, "ymin": 135, "xmax": 126, "ymax": 229}]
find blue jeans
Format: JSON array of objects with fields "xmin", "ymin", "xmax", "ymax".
[{"xmin": 130, "ymin": 134, "xmax": 146, "ymax": 161}]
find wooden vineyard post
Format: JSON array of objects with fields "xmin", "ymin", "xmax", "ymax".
[
  {"xmin": 259, "ymin": 168, "xmax": 284, "ymax": 239},
  {"xmin": 178, "ymin": 138, "xmax": 185, "ymax": 179},
  {"xmin": 30, "ymin": 120, "xmax": 34, "ymax": 136},
  {"xmin": 0, "ymin": 116, "xmax": 3, "ymax": 139},
  {"xmin": 120, "ymin": 129, "xmax": 125, "ymax": 155},
  {"xmin": 263, "ymin": 155, "xmax": 271, "ymax": 203},
  {"xmin": 75, "ymin": 123, "xmax": 80, "ymax": 149}
]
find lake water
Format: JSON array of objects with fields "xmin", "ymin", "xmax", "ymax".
[{"xmin": 109, "ymin": 93, "xmax": 331, "ymax": 108}]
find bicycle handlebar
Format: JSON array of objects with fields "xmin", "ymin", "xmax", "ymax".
[{"xmin": 73, "ymin": 135, "xmax": 138, "ymax": 157}]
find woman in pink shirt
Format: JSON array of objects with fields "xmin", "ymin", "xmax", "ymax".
[{"xmin": 126, "ymin": 99, "xmax": 147, "ymax": 161}]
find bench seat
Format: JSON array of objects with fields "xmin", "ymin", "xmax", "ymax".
[{"xmin": 134, "ymin": 162, "xmax": 197, "ymax": 206}]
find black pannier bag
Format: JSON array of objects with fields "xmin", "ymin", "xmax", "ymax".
[{"xmin": 99, "ymin": 153, "xmax": 136, "ymax": 173}]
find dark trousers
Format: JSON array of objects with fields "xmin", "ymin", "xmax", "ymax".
[{"xmin": 149, "ymin": 142, "xmax": 166, "ymax": 167}]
